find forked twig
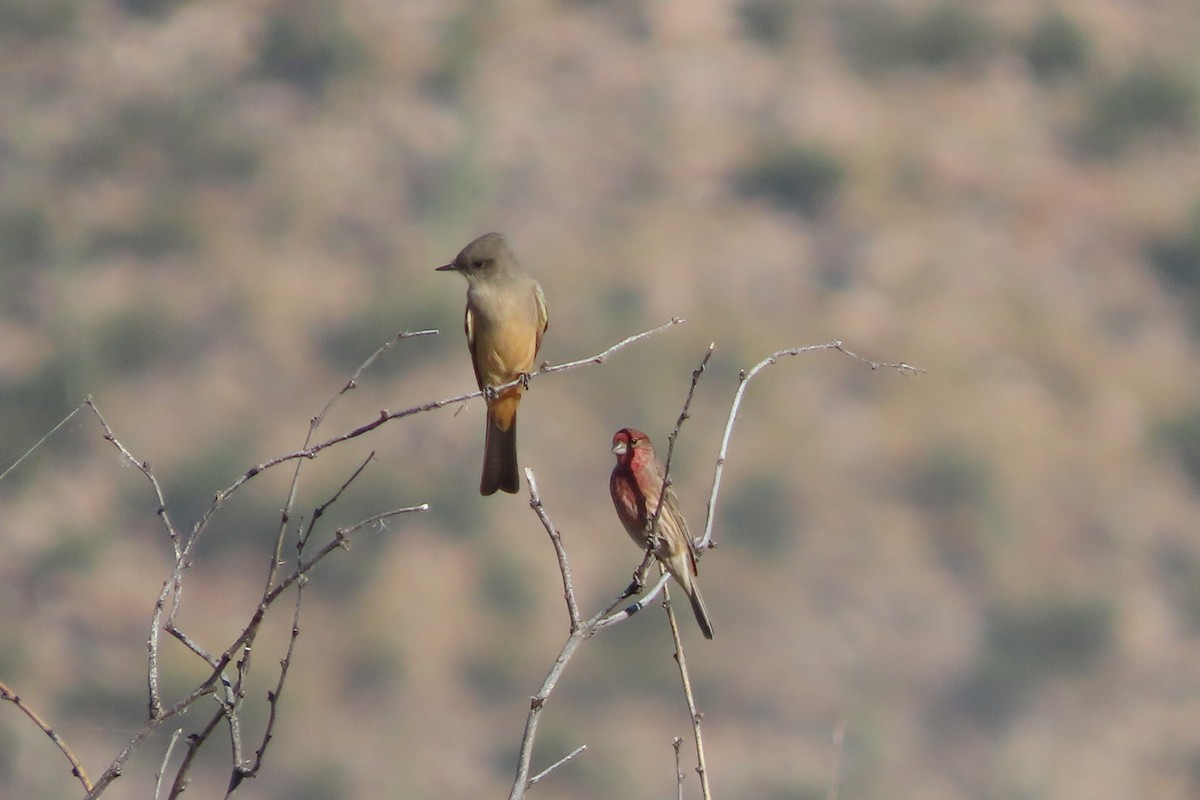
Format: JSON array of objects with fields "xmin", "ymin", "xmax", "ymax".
[
  {"xmin": 509, "ymin": 469, "xmax": 674, "ymax": 799},
  {"xmin": 648, "ymin": 343, "xmax": 714, "ymax": 551},
  {"xmin": 0, "ymin": 680, "xmax": 93, "ymax": 793},
  {"xmin": 218, "ymin": 319, "xmax": 687, "ymax": 501},
  {"xmin": 700, "ymin": 341, "xmax": 920, "ymax": 548}
]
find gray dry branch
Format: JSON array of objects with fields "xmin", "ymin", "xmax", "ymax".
[
  {"xmin": 510, "ymin": 339, "xmax": 918, "ymax": 800},
  {"xmin": 2, "ymin": 322, "xmax": 914, "ymax": 800},
  {"xmin": 0, "ymin": 320, "xmax": 684, "ymax": 799}
]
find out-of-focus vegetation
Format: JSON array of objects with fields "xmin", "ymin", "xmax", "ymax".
[{"xmin": 3, "ymin": 2, "xmax": 1200, "ymax": 799}]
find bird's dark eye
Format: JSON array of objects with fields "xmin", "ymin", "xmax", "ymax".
[{"xmin": 472, "ymin": 259, "xmax": 485, "ymax": 269}]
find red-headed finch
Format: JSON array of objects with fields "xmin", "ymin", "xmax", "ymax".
[
  {"xmin": 437, "ymin": 233, "xmax": 548, "ymax": 495},
  {"xmin": 609, "ymin": 427, "xmax": 714, "ymax": 639}
]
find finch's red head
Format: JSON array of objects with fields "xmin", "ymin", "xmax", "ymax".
[{"xmin": 611, "ymin": 428, "xmax": 653, "ymax": 464}]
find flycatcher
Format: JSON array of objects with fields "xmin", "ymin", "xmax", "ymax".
[{"xmin": 437, "ymin": 233, "xmax": 548, "ymax": 495}]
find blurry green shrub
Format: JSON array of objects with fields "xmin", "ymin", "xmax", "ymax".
[
  {"xmin": 1155, "ymin": 407, "xmax": 1200, "ymax": 493},
  {"xmin": 731, "ymin": 144, "xmax": 844, "ymax": 218},
  {"xmin": 281, "ymin": 763, "xmax": 351, "ymax": 800},
  {"xmin": 120, "ymin": 98, "xmax": 261, "ymax": 183},
  {"xmin": 57, "ymin": 680, "xmax": 145, "ymax": 725},
  {"xmin": 343, "ymin": 641, "xmax": 406, "ymax": 700},
  {"xmin": 27, "ymin": 531, "xmax": 98, "ymax": 583},
  {"xmin": 906, "ymin": 444, "xmax": 992, "ymax": 579},
  {"xmin": 0, "ymin": 354, "xmax": 79, "ymax": 466},
  {"xmin": 1154, "ymin": 540, "xmax": 1200, "ymax": 632},
  {"xmin": 956, "ymin": 596, "xmax": 1113, "ymax": 729},
  {"xmin": 1023, "ymin": 9, "xmax": 1089, "ymax": 82},
  {"xmin": 256, "ymin": 0, "xmax": 365, "ymax": 93},
  {"xmin": 460, "ymin": 646, "xmax": 527, "ymax": 701},
  {"xmin": 113, "ymin": 0, "xmax": 185, "ymax": 17},
  {"xmin": 1146, "ymin": 202, "xmax": 1200, "ymax": 293},
  {"xmin": 737, "ymin": 0, "xmax": 796, "ymax": 49},
  {"xmin": 905, "ymin": 443, "xmax": 990, "ymax": 514},
  {"xmin": 837, "ymin": 2, "xmax": 995, "ymax": 76},
  {"xmin": 92, "ymin": 308, "xmax": 199, "ymax": 377},
  {"xmin": 719, "ymin": 473, "xmax": 794, "ymax": 558},
  {"xmin": 62, "ymin": 94, "xmax": 261, "ymax": 185},
  {"xmin": 0, "ymin": 206, "xmax": 50, "ymax": 268},
  {"xmin": 1076, "ymin": 63, "xmax": 1195, "ymax": 158},
  {"xmin": 0, "ymin": 0, "xmax": 77, "ymax": 39},
  {"xmin": 87, "ymin": 204, "xmax": 199, "ymax": 260},
  {"xmin": 906, "ymin": 3, "xmax": 994, "ymax": 70},
  {"xmin": 0, "ymin": 726, "xmax": 14, "ymax": 785},
  {"xmin": 422, "ymin": 9, "xmax": 486, "ymax": 102},
  {"xmin": 477, "ymin": 547, "xmax": 536, "ymax": 623}
]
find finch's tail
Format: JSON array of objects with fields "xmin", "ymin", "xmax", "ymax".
[
  {"xmin": 687, "ymin": 583, "xmax": 715, "ymax": 640},
  {"xmin": 481, "ymin": 405, "xmax": 520, "ymax": 495}
]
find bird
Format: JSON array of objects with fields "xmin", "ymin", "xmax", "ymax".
[
  {"xmin": 437, "ymin": 233, "xmax": 548, "ymax": 495},
  {"xmin": 609, "ymin": 427, "xmax": 714, "ymax": 639}
]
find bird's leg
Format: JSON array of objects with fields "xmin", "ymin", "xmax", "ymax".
[
  {"xmin": 483, "ymin": 384, "xmax": 498, "ymax": 401},
  {"xmin": 621, "ymin": 548, "xmax": 656, "ymax": 597},
  {"xmin": 518, "ymin": 371, "xmax": 532, "ymax": 390}
]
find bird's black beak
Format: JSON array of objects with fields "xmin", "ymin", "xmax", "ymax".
[{"xmin": 435, "ymin": 262, "xmax": 456, "ymax": 272}]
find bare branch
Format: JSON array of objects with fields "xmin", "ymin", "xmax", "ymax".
[
  {"xmin": 596, "ymin": 572, "xmax": 671, "ymax": 632},
  {"xmin": 508, "ymin": 627, "xmax": 588, "ymax": 800},
  {"xmin": 313, "ymin": 329, "xmax": 439, "ymax": 428},
  {"xmin": 533, "ymin": 317, "xmax": 686, "ymax": 376},
  {"xmin": 510, "ymin": 470, "xmax": 689, "ymax": 800},
  {"xmin": 649, "ymin": 343, "xmax": 714, "ymax": 547},
  {"xmin": 528, "ymin": 744, "xmax": 588, "ymax": 786},
  {"xmin": 0, "ymin": 400, "xmax": 86, "ymax": 485},
  {"xmin": 662, "ymin": 584, "xmax": 712, "ymax": 800},
  {"xmin": 526, "ymin": 469, "xmax": 582, "ymax": 631},
  {"xmin": 700, "ymin": 341, "xmax": 920, "ymax": 549},
  {"xmin": 831, "ymin": 341, "xmax": 923, "ymax": 374},
  {"xmin": 166, "ymin": 703, "xmax": 225, "ymax": 799},
  {"xmin": 154, "ymin": 729, "xmax": 183, "ymax": 800},
  {"xmin": 673, "ymin": 737, "xmax": 685, "ymax": 800},
  {"xmin": 219, "ymin": 318, "xmax": 687, "ymax": 497},
  {"xmin": 88, "ymin": 398, "xmax": 185, "ymax": 720},
  {"xmin": 0, "ymin": 680, "xmax": 93, "ymax": 793},
  {"xmin": 72, "ymin": 321, "xmax": 686, "ymax": 797}
]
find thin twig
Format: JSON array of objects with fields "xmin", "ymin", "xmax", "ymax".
[
  {"xmin": 527, "ymin": 469, "xmax": 582, "ymax": 632},
  {"xmin": 700, "ymin": 341, "xmax": 920, "ymax": 549},
  {"xmin": 673, "ymin": 737, "xmax": 685, "ymax": 800},
  {"xmin": 0, "ymin": 680, "xmax": 93, "ymax": 793},
  {"xmin": 649, "ymin": 344, "xmax": 714, "ymax": 550},
  {"xmin": 507, "ymin": 629, "xmax": 588, "ymax": 800},
  {"xmin": 217, "ymin": 319, "xmax": 687, "ymax": 501},
  {"xmin": 528, "ymin": 745, "xmax": 588, "ymax": 786},
  {"xmin": 0, "ymin": 400, "xmax": 86, "ymax": 484},
  {"xmin": 167, "ymin": 703, "xmax": 225, "ymax": 800},
  {"xmin": 596, "ymin": 572, "xmax": 671, "ymax": 632},
  {"xmin": 662, "ymin": 584, "xmax": 712, "ymax": 800},
  {"xmin": 230, "ymin": 456, "xmax": 377, "ymax": 794},
  {"xmin": 88, "ymin": 397, "xmax": 184, "ymax": 719},
  {"xmin": 154, "ymin": 729, "xmax": 183, "ymax": 800}
]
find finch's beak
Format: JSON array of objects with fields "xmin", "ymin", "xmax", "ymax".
[
  {"xmin": 612, "ymin": 441, "xmax": 627, "ymax": 456},
  {"xmin": 435, "ymin": 262, "xmax": 457, "ymax": 272}
]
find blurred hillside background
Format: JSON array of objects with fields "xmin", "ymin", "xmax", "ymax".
[{"xmin": 3, "ymin": 0, "xmax": 1200, "ymax": 797}]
